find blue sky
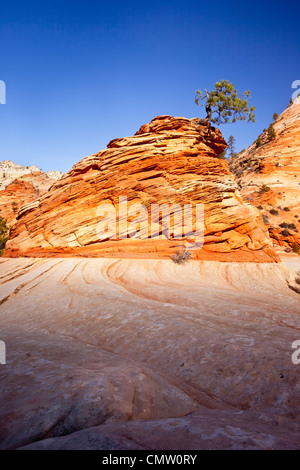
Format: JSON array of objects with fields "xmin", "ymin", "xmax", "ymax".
[{"xmin": 0, "ymin": 0, "xmax": 299, "ymax": 173}]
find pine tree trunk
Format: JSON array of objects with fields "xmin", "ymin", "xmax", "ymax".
[{"xmin": 204, "ymin": 90, "xmax": 211, "ymax": 126}]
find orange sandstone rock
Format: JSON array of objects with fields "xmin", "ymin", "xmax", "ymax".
[
  {"xmin": 4, "ymin": 115, "xmax": 278, "ymax": 262},
  {"xmin": 0, "ymin": 172, "xmax": 59, "ymax": 226},
  {"xmin": 229, "ymin": 98, "xmax": 300, "ymax": 252}
]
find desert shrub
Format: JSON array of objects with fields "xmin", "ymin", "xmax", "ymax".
[
  {"xmin": 258, "ymin": 184, "xmax": 271, "ymax": 196},
  {"xmin": 280, "ymin": 222, "xmax": 296, "ymax": 230},
  {"xmin": 281, "ymin": 229, "xmax": 290, "ymax": 237},
  {"xmin": 262, "ymin": 215, "xmax": 269, "ymax": 225},
  {"xmin": 283, "ymin": 207, "xmax": 290, "ymax": 212},
  {"xmin": 257, "ymin": 205, "xmax": 263, "ymax": 210},
  {"xmin": 11, "ymin": 202, "xmax": 18, "ymax": 214},
  {"xmin": 269, "ymin": 209, "xmax": 279, "ymax": 215},
  {"xmin": 273, "ymin": 113, "xmax": 279, "ymax": 120},
  {"xmin": 292, "ymin": 243, "xmax": 300, "ymax": 255},
  {"xmin": 171, "ymin": 249, "xmax": 192, "ymax": 264},
  {"xmin": 217, "ymin": 151, "xmax": 227, "ymax": 160},
  {"xmin": 0, "ymin": 216, "xmax": 9, "ymax": 256}
]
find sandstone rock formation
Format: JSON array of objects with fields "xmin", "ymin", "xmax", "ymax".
[
  {"xmin": 0, "ymin": 160, "xmax": 62, "ymax": 191},
  {"xmin": 0, "ymin": 161, "xmax": 63, "ymax": 226},
  {"xmin": 19, "ymin": 410, "xmax": 300, "ymax": 450},
  {"xmin": 0, "ymin": 257, "xmax": 299, "ymax": 449},
  {"xmin": 4, "ymin": 116, "xmax": 277, "ymax": 261},
  {"xmin": 229, "ymin": 98, "xmax": 300, "ymax": 252}
]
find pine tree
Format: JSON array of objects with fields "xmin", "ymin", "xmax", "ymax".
[
  {"xmin": 195, "ymin": 80, "xmax": 256, "ymax": 125},
  {"xmin": 256, "ymin": 136, "xmax": 262, "ymax": 147},
  {"xmin": 227, "ymin": 135, "xmax": 236, "ymax": 158},
  {"xmin": 267, "ymin": 123, "xmax": 276, "ymax": 141}
]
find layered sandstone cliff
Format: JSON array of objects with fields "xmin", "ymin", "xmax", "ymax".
[
  {"xmin": 0, "ymin": 167, "xmax": 63, "ymax": 226},
  {"xmin": 4, "ymin": 116, "xmax": 277, "ymax": 261},
  {"xmin": 229, "ymin": 98, "xmax": 300, "ymax": 252}
]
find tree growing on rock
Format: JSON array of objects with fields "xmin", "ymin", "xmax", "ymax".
[
  {"xmin": 227, "ymin": 135, "xmax": 236, "ymax": 158},
  {"xmin": 195, "ymin": 80, "xmax": 256, "ymax": 125},
  {"xmin": 267, "ymin": 123, "xmax": 276, "ymax": 141},
  {"xmin": 0, "ymin": 215, "xmax": 9, "ymax": 256}
]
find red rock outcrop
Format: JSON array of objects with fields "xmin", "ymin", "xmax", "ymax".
[
  {"xmin": 229, "ymin": 98, "xmax": 300, "ymax": 253},
  {"xmin": 0, "ymin": 172, "xmax": 60, "ymax": 226},
  {"xmin": 4, "ymin": 115, "xmax": 278, "ymax": 261}
]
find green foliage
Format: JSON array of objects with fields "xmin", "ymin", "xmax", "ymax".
[
  {"xmin": 292, "ymin": 243, "xmax": 300, "ymax": 255},
  {"xmin": 195, "ymin": 80, "xmax": 256, "ymax": 125},
  {"xmin": 273, "ymin": 113, "xmax": 278, "ymax": 120},
  {"xmin": 227, "ymin": 135, "xmax": 236, "ymax": 159},
  {"xmin": 0, "ymin": 216, "xmax": 9, "ymax": 255},
  {"xmin": 267, "ymin": 123, "xmax": 276, "ymax": 141},
  {"xmin": 262, "ymin": 214, "xmax": 269, "ymax": 225},
  {"xmin": 280, "ymin": 223, "xmax": 296, "ymax": 230},
  {"xmin": 258, "ymin": 184, "xmax": 271, "ymax": 196},
  {"xmin": 217, "ymin": 151, "xmax": 227, "ymax": 160},
  {"xmin": 11, "ymin": 202, "xmax": 18, "ymax": 214},
  {"xmin": 269, "ymin": 208, "xmax": 279, "ymax": 215},
  {"xmin": 256, "ymin": 136, "xmax": 262, "ymax": 147}
]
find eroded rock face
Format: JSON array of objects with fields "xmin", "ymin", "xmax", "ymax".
[
  {"xmin": 4, "ymin": 116, "xmax": 277, "ymax": 261},
  {"xmin": 229, "ymin": 98, "xmax": 300, "ymax": 252},
  {"xmin": 0, "ymin": 162, "xmax": 63, "ymax": 226},
  {"xmin": 0, "ymin": 160, "xmax": 62, "ymax": 191},
  {"xmin": 0, "ymin": 173, "xmax": 59, "ymax": 226}
]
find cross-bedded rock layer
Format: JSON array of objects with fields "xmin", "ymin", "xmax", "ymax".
[{"xmin": 4, "ymin": 116, "xmax": 277, "ymax": 261}]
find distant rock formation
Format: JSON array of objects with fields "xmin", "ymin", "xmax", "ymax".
[
  {"xmin": 229, "ymin": 98, "xmax": 300, "ymax": 252},
  {"xmin": 4, "ymin": 116, "xmax": 277, "ymax": 261},
  {"xmin": 0, "ymin": 161, "xmax": 63, "ymax": 225},
  {"xmin": 0, "ymin": 160, "xmax": 62, "ymax": 191}
]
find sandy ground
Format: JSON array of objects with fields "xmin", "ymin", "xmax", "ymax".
[{"xmin": 0, "ymin": 256, "xmax": 300, "ymax": 449}]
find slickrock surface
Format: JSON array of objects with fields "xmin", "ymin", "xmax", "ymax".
[
  {"xmin": 0, "ymin": 162, "xmax": 63, "ymax": 226},
  {"xmin": 4, "ymin": 116, "xmax": 277, "ymax": 262},
  {"xmin": 19, "ymin": 410, "xmax": 300, "ymax": 450},
  {"xmin": 0, "ymin": 257, "xmax": 300, "ymax": 449},
  {"xmin": 229, "ymin": 98, "xmax": 300, "ymax": 251}
]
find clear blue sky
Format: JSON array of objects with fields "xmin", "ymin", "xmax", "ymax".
[{"xmin": 0, "ymin": 0, "xmax": 299, "ymax": 173}]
